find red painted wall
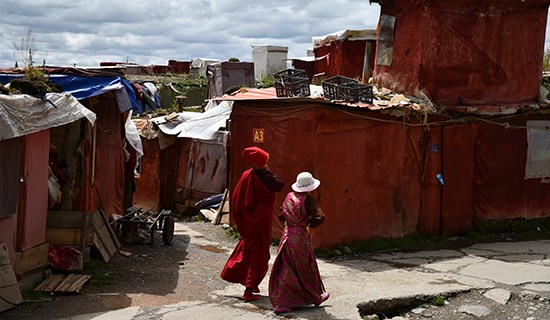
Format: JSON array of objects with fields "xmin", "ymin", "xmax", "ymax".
[
  {"xmin": 373, "ymin": 0, "xmax": 549, "ymax": 106},
  {"xmin": 229, "ymin": 100, "xmax": 550, "ymax": 248}
]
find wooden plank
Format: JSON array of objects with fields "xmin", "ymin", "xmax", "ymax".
[
  {"xmin": 93, "ymin": 220, "xmax": 117, "ymax": 256},
  {"xmin": 47, "ymin": 211, "xmax": 93, "ymax": 228},
  {"xmin": 0, "ymin": 285, "xmax": 23, "ymax": 312},
  {"xmin": 80, "ymin": 213, "xmax": 90, "ymax": 255},
  {"xmin": 46, "ymin": 228, "xmax": 95, "ymax": 246},
  {"xmin": 201, "ymin": 208, "xmax": 218, "ymax": 222},
  {"xmin": 93, "ymin": 235, "xmax": 111, "ymax": 262},
  {"xmin": 14, "ymin": 243, "xmax": 49, "ymax": 276},
  {"xmin": 92, "ymin": 211, "xmax": 119, "ymax": 260},
  {"xmin": 56, "ymin": 274, "xmax": 79, "ymax": 291},
  {"xmin": 34, "ymin": 274, "xmax": 91, "ymax": 293},
  {"xmin": 0, "ymin": 244, "xmax": 19, "ymax": 288},
  {"xmin": 0, "ymin": 264, "xmax": 18, "ymax": 287},
  {"xmin": 0, "ymin": 250, "xmax": 10, "ymax": 266},
  {"xmin": 100, "ymin": 210, "xmax": 121, "ymax": 249},
  {"xmin": 213, "ymin": 189, "xmax": 230, "ymax": 225},
  {"xmin": 34, "ymin": 274, "xmax": 65, "ymax": 291},
  {"xmin": 60, "ymin": 121, "xmax": 82, "ymax": 211},
  {"xmin": 65, "ymin": 275, "xmax": 91, "ymax": 293},
  {"xmin": 0, "ymin": 244, "xmax": 23, "ymax": 312}
]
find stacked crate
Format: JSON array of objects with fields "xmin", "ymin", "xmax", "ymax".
[
  {"xmin": 274, "ymin": 69, "xmax": 310, "ymax": 97},
  {"xmin": 322, "ymin": 76, "xmax": 373, "ymax": 104}
]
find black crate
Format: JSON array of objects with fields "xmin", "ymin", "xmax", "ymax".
[
  {"xmin": 274, "ymin": 77, "xmax": 310, "ymax": 97},
  {"xmin": 339, "ymin": 83, "xmax": 373, "ymax": 104},
  {"xmin": 274, "ymin": 68, "xmax": 306, "ymax": 82},
  {"xmin": 322, "ymin": 76, "xmax": 357, "ymax": 100}
]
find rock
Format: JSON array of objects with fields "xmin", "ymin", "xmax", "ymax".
[
  {"xmin": 483, "ymin": 288, "xmax": 511, "ymax": 305},
  {"xmin": 118, "ymin": 250, "xmax": 132, "ymax": 257},
  {"xmin": 341, "ymin": 246, "xmax": 352, "ymax": 254},
  {"xmin": 458, "ymin": 304, "xmax": 491, "ymax": 317},
  {"xmin": 333, "ymin": 249, "xmax": 342, "ymax": 256},
  {"xmin": 520, "ymin": 290, "xmax": 540, "ymax": 300},
  {"xmin": 363, "ymin": 315, "xmax": 379, "ymax": 320},
  {"xmin": 411, "ymin": 307, "xmax": 426, "ymax": 314}
]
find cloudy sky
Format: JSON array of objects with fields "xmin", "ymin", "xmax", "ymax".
[
  {"xmin": 0, "ymin": 1, "xmax": 549, "ymax": 69},
  {"xmin": 0, "ymin": 0, "xmax": 381, "ymax": 68}
]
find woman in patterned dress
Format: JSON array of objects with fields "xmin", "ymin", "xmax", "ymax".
[{"xmin": 268, "ymin": 172, "xmax": 330, "ymax": 314}]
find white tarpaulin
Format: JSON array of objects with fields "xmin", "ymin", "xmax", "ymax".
[
  {"xmin": 525, "ymin": 120, "xmax": 550, "ymax": 180},
  {"xmin": 190, "ymin": 58, "xmax": 221, "ymax": 77},
  {"xmin": 0, "ymin": 92, "xmax": 96, "ymax": 141},
  {"xmin": 153, "ymin": 101, "xmax": 232, "ymax": 140},
  {"xmin": 312, "ymin": 29, "xmax": 377, "ymax": 49}
]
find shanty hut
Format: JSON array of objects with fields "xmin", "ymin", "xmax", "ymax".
[
  {"xmin": 217, "ymin": 76, "xmax": 550, "ymax": 249},
  {"xmin": 0, "ymin": 90, "xmax": 95, "ymax": 280},
  {"xmin": 313, "ymin": 29, "xmax": 377, "ymax": 82},
  {"xmin": 370, "ymin": 0, "xmax": 549, "ymax": 106}
]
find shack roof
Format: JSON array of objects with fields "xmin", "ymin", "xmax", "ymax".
[{"xmin": 312, "ymin": 29, "xmax": 377, "ymax": 49}]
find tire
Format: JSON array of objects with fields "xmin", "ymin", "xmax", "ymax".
[{"xmin": 162, "ymin": 216, "xmax": 175, "ymax": 245}]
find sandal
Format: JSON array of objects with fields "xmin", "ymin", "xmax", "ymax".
[
  {"xmin": 242, "ymin": 289, "xmax": 259, "ymax": 301},
  {"xmin": 315, "ymin": 291, "xmax": 330, "ymax": 306},
  {"xmin": 247, "ymin": 286, "xmax": 260, "ymax": 293}
]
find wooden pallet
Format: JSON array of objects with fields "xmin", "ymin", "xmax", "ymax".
[
  {"xmin": 34, "ymin": 274, "xmax": 91, "ymax": 293},
  {"xmin": 46, "ymin": 210, "xmax": 121, "ymax": 262},
  {"xmin": 0, "ymin": 243, "xmax": 23, "ymax": 312},
  {"xmin": 213, "ymin": 189, "xmax": 230, "ymax": 225}
]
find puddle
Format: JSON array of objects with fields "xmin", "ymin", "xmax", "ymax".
[{"xmin": 199, "ymin": 245, "xmax": 225, "ymax": 253}]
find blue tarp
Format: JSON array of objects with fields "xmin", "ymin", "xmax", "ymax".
[{"xmin": 0, "ymin": 74, "xmax": 146, "ymax": 114}]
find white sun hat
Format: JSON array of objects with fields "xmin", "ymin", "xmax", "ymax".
[{"xmin": 291, "ymin": 172, "xmax": 321, "ymax": 193}]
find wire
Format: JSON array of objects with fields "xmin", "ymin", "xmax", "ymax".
[{"xmin": 235, "ymin": 104, "xmax": 550, "ymax": 130}]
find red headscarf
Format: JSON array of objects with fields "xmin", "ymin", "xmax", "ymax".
[{"xmin": 242, "ymin": 146, "xmax": 269, "ymax": 167}]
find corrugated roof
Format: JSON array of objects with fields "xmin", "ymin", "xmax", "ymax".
[{"xmin": 213, "ymin": 85, "xmax": 433, "ymax": 114}]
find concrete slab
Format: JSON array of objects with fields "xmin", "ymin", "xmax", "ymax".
[
  {"xmin": 371, "ymin": 249, "xmax": 464, "ymax": 265},
  {"xmin": 458, "ymin": 259, "xmax": 550, "ymax": 285},
  {"xmin": 423, "ymin": 255, "xmax": 487, "ymax": 272},
  {"xmin": 523, "ymin": 283, "xmax": 550, "ymax": 293},
  {"xmin": 466, "ymin": 240, "xmax": 550, "ymax": 255},
  {"xmin": 483, "ymin": 288, "xmax": 511, "ymax": 305}
]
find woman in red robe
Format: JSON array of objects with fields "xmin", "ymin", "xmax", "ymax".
[{"xmin": 220, "ymin": 146, "xmax": 284, "ymax": 301}]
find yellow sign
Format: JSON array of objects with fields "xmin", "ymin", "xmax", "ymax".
[{"xmin": 253, "ymin": 128, "xmax": 265, "ymax": 143}]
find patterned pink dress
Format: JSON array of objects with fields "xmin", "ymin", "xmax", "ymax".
[{"xmin": 268, "ymin": 191, "xmax": 326, "ymax": 310}]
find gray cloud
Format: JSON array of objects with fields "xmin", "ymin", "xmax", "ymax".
[{"xmin": 0, "ymin": 1, "xmax": 548, "ymax": 68}]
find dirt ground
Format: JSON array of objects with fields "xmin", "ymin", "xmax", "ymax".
[
  {"xmin": 2, "ymin": 215, "xmax": 550, "ymax": 320},
  {"xmin": 2, "ymin": 215, "xmax": 239, "ymax": 320}
]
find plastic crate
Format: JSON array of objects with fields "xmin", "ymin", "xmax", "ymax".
[
  {"xmin": 274, "ymin": 77, "xmax": 310, "ymax": 97},
  {"xmin": 339, "ymin": 83, "xmax": 373, "ymax": 104},
  {"xmin": 322, "ymin": 76, "xmax": 357, "ymax": 100},
  {"xmin": 274, "ymin": 69, "xmax": 306, "ymax": 82}
]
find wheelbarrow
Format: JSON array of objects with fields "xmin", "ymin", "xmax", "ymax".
[{"xmin": 116, "ymin": 207, "xmax": 175, "ymax": 246}]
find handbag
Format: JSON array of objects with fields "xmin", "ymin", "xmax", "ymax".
[{"xmin": 308, "ymin": 207, "xmax": 325, "ymax": 228}]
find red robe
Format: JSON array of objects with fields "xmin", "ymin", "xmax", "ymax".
[{"xmin": 220, "ymin": 168, "xmax": 278, "ymax": 289}]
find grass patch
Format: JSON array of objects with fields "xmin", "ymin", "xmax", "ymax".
[
  {"xmin": 465, "ymin": 218, "xmax": 550, "ymax": 242},
  {"xmin": 431, "ymin": 296, "xmax": 446, "ymax": 306},
  {"xmin": 21, "ymin": 288, "xmax": 51, "ymax": 301},
  {"xmin": 83, "ymin": 259, "xmax": 114, "ymax": 287},
  {"xmin": 316, "ymin": 233, "xmax": 448, "ymax": 259},
  {"xmin": 224, "ymin": 227, "xmax": 240, "ymax": 240},
  {"xmin": 315, "ymin": 217, "xmax": 550, "ymax": 259}
]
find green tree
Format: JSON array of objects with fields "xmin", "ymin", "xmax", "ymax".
[{"xmin": 544, "ymin": 48, "xmax": 550, "ymax": 73}]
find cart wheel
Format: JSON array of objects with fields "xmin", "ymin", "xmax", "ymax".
[{"xmin": 162, "ymin": 216, "xmax": 175, "ymax": 245}]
